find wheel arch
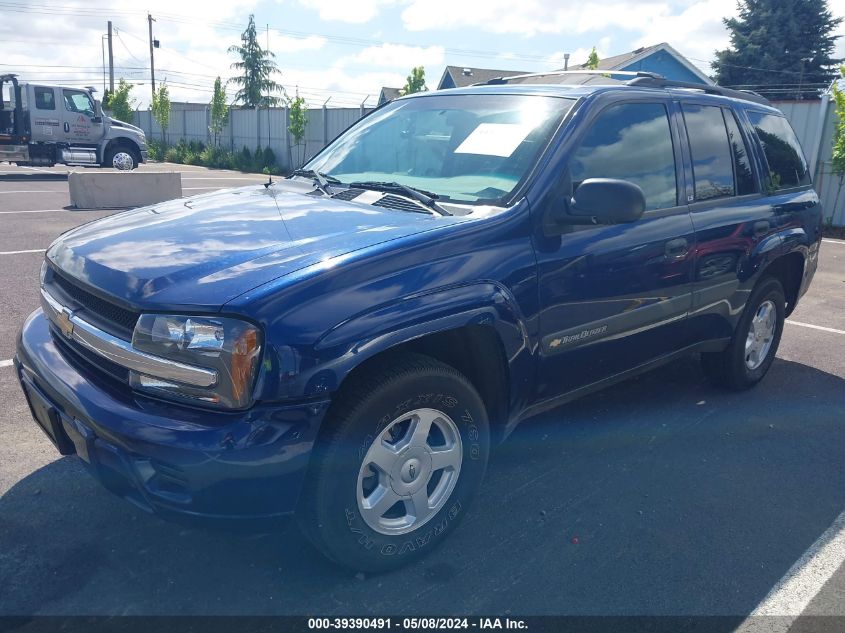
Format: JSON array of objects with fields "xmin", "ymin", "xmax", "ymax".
[
  {"xmin": 759, "ymin": 250, "xmax": 805, "ymax": 316},
  {"xmin": 309, "ymin": 282, "xmax": 532, "ymax": 444},
  {"xmin": 102, "ymin": 137, "xmax": 141, "ymax": 163}
]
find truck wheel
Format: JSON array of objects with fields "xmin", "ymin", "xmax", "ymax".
[
  {"xmin": 701, "ymin": 276, "xmax": 785, "ymax": 390},
  {"xmin": 297, "ymin": 354, "xmax": 490, "ymax": 572},
  {"xmin": 104, "ymin": 145, "xmax": 137, "ymax": 171}
]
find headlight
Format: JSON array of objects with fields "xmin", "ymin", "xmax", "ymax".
[{"xmin": 130, "ymin": 314, "xmax": 262, "ymax": 409}]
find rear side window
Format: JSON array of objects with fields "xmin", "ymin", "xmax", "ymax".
[
  {"xmin": 724, "ymin": 110, "xmax": 756, "ymax": 195},
  {"xmin": 570, "ymin": 102, "xmax": 677, "ymax": 211},
  {"xmin": 34, "ymin": 87, "xmax": 55, "ymax": 110},
  {"xmin": 682, "ymin": 104, "xmax": 735, "ymax": 201},
  {"xmin": 748, "ymin": 111, "xmax": 810, "ymax": 190}
]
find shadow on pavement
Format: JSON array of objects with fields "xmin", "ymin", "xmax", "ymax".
[{"xmin": 2, "ymin": 356, "xmax": 844, "ymax": 617}]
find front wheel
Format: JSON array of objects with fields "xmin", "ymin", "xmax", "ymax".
[
  {"xmin": 104, "ymin": 145, "xmax": 138, "ymax": 171},
  {"xmin": 297, "ymin": 354, "xmax": 490, "ymax": 572},
  {"xmin": 701, "ymin": 276, "xmax": 785, "ymax": 390}
]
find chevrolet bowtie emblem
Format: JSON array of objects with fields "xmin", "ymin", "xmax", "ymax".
[{"xmin": 56, "ymin": 308, "xmax": 74, "ymax": 339}]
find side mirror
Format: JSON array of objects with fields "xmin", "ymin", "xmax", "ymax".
[{"xmin": 569, "ymin": 178, "xmax": 646, "ymax": 224}]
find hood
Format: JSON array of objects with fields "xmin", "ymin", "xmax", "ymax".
[
  {"xmin": 108, "ymin": 117, "xmax": 145, "ymax": 137},
  {"xmin": 48, "ymin": 182, "xmax": 467, "ymax": 311}
]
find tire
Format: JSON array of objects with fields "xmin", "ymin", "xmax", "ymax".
[
  {"xmin": 104, "ymin": 144, "xmax": 138, "ymax": 171},
  {"xmin": 701, "ymin": 276, "xmax": 785, "ymax": 390},
  {"xmin": 297, "ymin": 353, "xmax": 490, "ymax": 572}
]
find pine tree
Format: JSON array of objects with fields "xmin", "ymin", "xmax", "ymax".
[
  {"xmin": 228, "ymin": 15, "xmax": 283, "ymax": 107},
  {"xmin": 713, "ymin": 0, "xmax": 842, "ymax": 99}
]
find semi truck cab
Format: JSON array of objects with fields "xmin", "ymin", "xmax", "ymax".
[{"xmin": 0, "ymin": 74, "xmax": 147, "ymax": 170}]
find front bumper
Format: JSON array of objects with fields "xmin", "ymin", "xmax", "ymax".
[{"xmin": 15, "ymin": 309, "xmax": 329, "ymax": 522}]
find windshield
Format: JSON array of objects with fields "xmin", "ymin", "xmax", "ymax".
[{"xmin": 304, "ymin": 94, "xmax": 575, "ymax": 204}]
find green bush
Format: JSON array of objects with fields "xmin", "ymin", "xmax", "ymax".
[{"xmin": 149, "ymin": 137, "xmax": 278, "ymax": 173}]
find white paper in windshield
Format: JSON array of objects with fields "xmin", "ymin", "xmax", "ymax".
[{"xmin": 454, "ymin": 123, "xmax": 535, "ymax": 157}]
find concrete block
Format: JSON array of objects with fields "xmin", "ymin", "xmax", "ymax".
[{"xmin": 69, "ymin": 171, "xmax": 182, "ymax": 209}]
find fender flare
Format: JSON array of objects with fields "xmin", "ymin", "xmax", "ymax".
[{"xmin": 282, "ymin": 281, "xmax": 532, "ymax": 402}]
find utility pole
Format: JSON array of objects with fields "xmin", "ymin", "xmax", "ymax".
[
  {"xmin": 148, "ymin": 13, "xmax": 156, "ymax": 104},
  {"xmin": 107, "ymin": 21, "xmax": 114, "ymax": 94}
]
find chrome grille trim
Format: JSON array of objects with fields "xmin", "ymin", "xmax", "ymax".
[{"xmin": 40, "ymin": 288, "xmax": 218, "ymax": 389}]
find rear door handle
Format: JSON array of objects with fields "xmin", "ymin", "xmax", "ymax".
[{"xmin": 665, "ymin": 238, "xmax": 688, "ymax": 258}]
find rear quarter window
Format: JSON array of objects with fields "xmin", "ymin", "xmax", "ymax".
[
  {"xmin": 747, "ymin": 111, "xmax": 810, "ymax": 190},
  {"xmin": 34, "ymin": 87, "xmax": 55, "ymax": 110}
]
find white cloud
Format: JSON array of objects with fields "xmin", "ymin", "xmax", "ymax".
[
  {"xmin": 339, "ymin": 44, "xmax": 445, "ymax": 70},
  {"xmin": 630, "ymin": 0, "xmax": 738, "ymax": 75},
  {"xmin": 400, "ymin": 0, "xmax": 670, "ymax": 36},
  {"xmin": 296, "ymin": 0, "xmax": 394, "ymax": 24}
]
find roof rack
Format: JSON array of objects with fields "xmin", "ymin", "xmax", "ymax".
[
  {"xmin": 625, "ymin": 76, "xmax": 771, "ymax": 105},
  {"xmin": 475, "ymin": 69, "xmax": 664, "ymax": 86},
  {"xmin": 473, "ymin": 70, "xmax": 771, "ymax": 106}
]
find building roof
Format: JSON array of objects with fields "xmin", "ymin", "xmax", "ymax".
[
  {"xmin": 437, "ymin": 66, "xmax": 531, "ymax": 89},
  {"xmin": 570, "ymin": 42, "xmax": 713, "ymax": 85},
  {"xmin": 378, "ymin": 87, "xmax": 403, "ymax": 104}
]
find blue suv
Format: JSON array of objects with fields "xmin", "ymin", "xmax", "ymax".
[{"xmin": 15, "ymin": 72, "xmax": 821, "ymax": 571}]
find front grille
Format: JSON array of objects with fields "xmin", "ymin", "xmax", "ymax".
[
  {"xmin": 372, "ymin": 194, "xmax": 427, "ymax": 213},
  {"xmin": 52, "ymin": 329, "xmax": 130, "ymax": 386},
  {"xmin": 49, "ymin": 272, "xmax": 139, "ymax": 338}
]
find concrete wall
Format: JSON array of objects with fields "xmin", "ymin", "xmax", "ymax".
[{"xmin": 69, "ymin": 171, "xmax": 182, "ymax": 209}]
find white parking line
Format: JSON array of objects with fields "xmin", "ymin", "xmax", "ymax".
[
  {"xmin": 0, "ymin": 249, "xmax": 44, "ymax": 255},
  {"xmin": 786, "ymin": 320, "xmax": 845, "ymax": 335},
  {"xmin": 737, "ymin": 510, "xmax": 845, "ymax": 632},
  {"xmin": 0, "ymin": 190, "xmax": 66, "ymax": 194},
  {"xmin": 0, "ymin": 359, "xmax": 12, "ymax": 369},
  {"xmin": 0, "ymin": 209, "xmax": 90, "ymax": 215},
  {"xmin": 181, "ymin": 176, "xmax": 266, "ymax": 181},
  {"xmin": 822, "ymin": 238, "xmax": 845, "ymax": 245}
]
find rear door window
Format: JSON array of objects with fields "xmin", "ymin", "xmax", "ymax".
[
  {"xmin": 569, "ymin": 102, "xmax": 677, "ymax": 211},
  {"xmin": 747, "ymin": 111, "xmax": 810, "ymax": 189},
  {"xmin": 682, "ymin": 104, "xmax": 735, "ymax": 201}
]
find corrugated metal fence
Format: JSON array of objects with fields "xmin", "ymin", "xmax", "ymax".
[
  {"xmin": 133, "ymin": 103, "xmax": 373, "ymax": 172},
  {"xmin": 134, "ymin": 99, "xmax": 845, "ymax": 225}
]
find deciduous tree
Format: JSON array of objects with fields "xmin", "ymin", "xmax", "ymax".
[
  {"xmin": 209, "ymin": 76, "xmax": 229, "ymax": 147},
  {"xmin": 402, "ymin": 67, "xmax": 427, "ymax": 95}
]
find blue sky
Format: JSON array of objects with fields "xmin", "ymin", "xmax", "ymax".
[{"xmin": 4, "ymin": 0, "xmax": 845, "ymax": 108}]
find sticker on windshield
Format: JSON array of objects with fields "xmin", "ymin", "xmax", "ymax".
[{"xmin": 454, "ymin": 123, "xmax": 535, "ymax": 157}]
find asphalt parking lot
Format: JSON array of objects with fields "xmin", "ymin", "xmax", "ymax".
[{"xmin": 0, "ymin": 161, "xmax": 844, "ymax": 625}]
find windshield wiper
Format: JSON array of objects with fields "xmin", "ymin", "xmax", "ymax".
[
  {"xmin": 289, "ymin": 169, "xmax": 341, "ymax": 196},
  {"xmin": 348, "ymin": 181, "xmax": 451, "ymax": 216}
]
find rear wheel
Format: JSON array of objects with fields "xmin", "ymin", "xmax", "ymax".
[
  {"xmin": 701, "ymin": 276, "xmax": 785, "ymax": 390},
  {"xmin": 297, "ymin": 354, "xmax": 490, "ymax": 572}
]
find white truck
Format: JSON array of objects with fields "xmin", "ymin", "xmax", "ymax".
[{"xmin": 0, "ymin": 74, "xmax": 147, "ymax": 170}]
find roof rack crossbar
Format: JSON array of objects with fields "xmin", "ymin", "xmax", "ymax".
[
  {"xmin": 625, "ymin": 76, "xmax": 770, "ymax": 106},
  {"xmin": 475, "ymin": 69, "xmax": 664, "ymax": 86}
]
